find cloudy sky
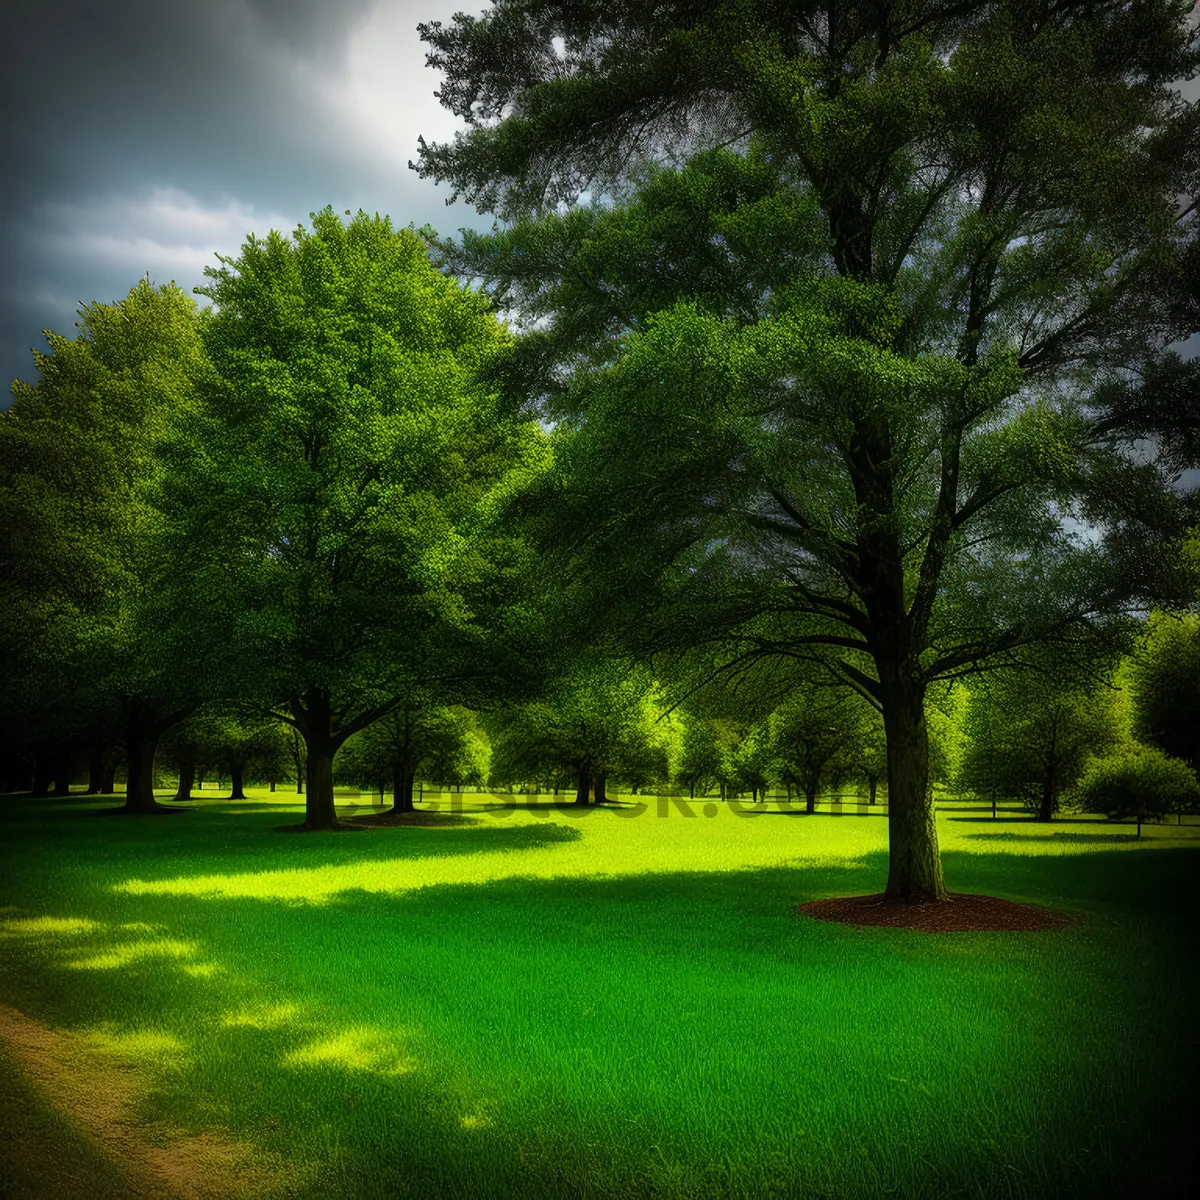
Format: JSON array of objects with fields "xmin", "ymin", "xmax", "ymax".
[
  {"xmin": 2, "ymin": 1, "xmax": 1197, "ymax": 409},
  {"xmin": 0, "ymin": 0, "xmax": 504, "ymax": 405}
]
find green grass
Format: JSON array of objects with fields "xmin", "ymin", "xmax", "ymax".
[{"xmin": 1, "ymin": 787, "xmax": 1197, "ymax": 1198}]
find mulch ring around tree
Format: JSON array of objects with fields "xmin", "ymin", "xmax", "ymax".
[{"xmin": 794, "ymin": 892, "xmax": 1074, "ymax": 933}]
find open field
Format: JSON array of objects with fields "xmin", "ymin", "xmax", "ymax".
[{"xmin": 1, "ymin": 788, "xmax": 1197, "ymax": 1199}]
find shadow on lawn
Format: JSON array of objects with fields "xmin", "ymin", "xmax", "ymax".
[
  {"xmin": 2, "ymin": 832, "xmax": 1199, "ymax": 1198},
  {"xmin": 0, "ymin": 798, "xmax": 586, "ymax": 883},
  {"xmin": 964, "ymin": 830, "xmax": 1142, "ymax": 844}
]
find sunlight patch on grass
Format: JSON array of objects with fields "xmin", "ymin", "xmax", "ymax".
[
  {"xmin": 0, "ymin": 916, "xmax": 101, "ymax": 938},
  {"xmin": 283, "ymin": 1027, "xmax": 418, "ymax": 1077},
  {"xmin": 67, "ymin": 938, "xmax": 198, "ymax": 970},
  {"xmin": 81, "ymin": 1026, "xmax": 189, "ymax": 1070},
  {"xmin": 459, "ymin": 1112, "xmax": 494, "ymax": 1131},
  {"xmin": 222, "ymin": 1002, "xmax": 299, "ymax": 1030},
  {"xmin": 113, "ymin": 807, "xmax": 887, "ymax": 904}
]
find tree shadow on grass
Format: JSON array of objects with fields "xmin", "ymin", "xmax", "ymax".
[
  {"xmin": 963, "ymin": 830, "xmax": 1142, "ymax": 844},
  {"xmin": 3, "ymin": 842, "xmax": 1199, "ymax": 1198}
]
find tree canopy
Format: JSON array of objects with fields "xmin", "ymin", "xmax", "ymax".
[
  {"xmin": 0, "ymin": 277, "xmax": 217, "ymax": 811},
  {"xmin": 160, "ymin": 206, "xmax": 547, "ymax": 829},
  {"xmin": 415, "ymin": 0, "xmax": 1200, "ymax": 899}
]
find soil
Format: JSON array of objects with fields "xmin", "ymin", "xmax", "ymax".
[
  {"xmin": 794, "ymin": 892, "xmax": 1074, "ymax": 932},
  {"xmin": 0, "ymin": 1005, "xmax": 296, "ymax": 1199}
]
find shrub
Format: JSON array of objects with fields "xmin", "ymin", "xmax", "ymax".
[{"xmin": 1074, "ymin": 746, "xmax": 1200, "ymax": 837}]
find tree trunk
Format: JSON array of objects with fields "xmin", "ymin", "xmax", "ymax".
[
  {"xmin": 868, "ymin": 775, "xmax": 877, "ymax": 805},
  {"xmin": 229, "ymin": 761, "xmax": 246, "ymax": 800},
  {"xmin": 101, "ymin": 761, "xmax": 117, "ymax": 795},
  {"xmin": 880, "ymin": 679, "xmax": 947, "ymax": 902},
  {"xmin": 175, "ymin": 752, "xmax": 196, "ymax": 801},
  {"xmin": 805, "ymin": 782, "xmax": 817, "ymax": 815},
  {"xmin": 1037, "ymin": 777, "xmax": 1054, "ymax": 822},
  {"xmin": 86, "ymin": 749, "xmax": 107, "ymax": 795},
  {"xmin": 391, "ymin": 763, "xmax": 416, "ymax": 813},
  {"xmin": 574, "ymin": 767, "xmax": 590, "ymax": 806},
  {"xmin": 302, "ymin": 690, "xmax": 340, "ymax": 829},
  {"xmin": 270, "ymin": 780, "xmax": 276, "ymax": 792},
  {"xmin": 31, "ymin": 755, "xmax": 51, "ymax": 798},
  {"xmin": 123, "ymin": 731, "xmax": 163, "ymax": 812},
  {"xmin": 594, "ymin": 770, "xmax": 609, "ymax": 804}
]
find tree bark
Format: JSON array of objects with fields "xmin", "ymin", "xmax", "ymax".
[
  {"xmin": 175, "ymin": 752, "xmax": 195, "ymax": 801},
  {"xmin": 391, "ymin": 762, "xmax": 416, "ymax": 813},
  {"xmin": 805, "ymin": 781, "xmax": 817, "ymax": 814},
  {"xmin": 868, "ymin": 775, "xmax": 878, "ymax": 805},
  {"xmin": 31, "ymin": 756, "xmax": 51, "ymax": 798},
  {"xmin": 594, "ymin": 770, "xmax": 609, "ymax": 804},
  {"xmin": 123, "ymin": 734, "xmax": 163, "ymax": 813},
  {"xmin": 229, "ymin": 761, "xmax": 246, "ymax": 800},
  {"xmin": 301, "ymin": 689, "xmax": 340, "ymax": 829},
  {"xmin": 574, "ymin": 767, "xmax": 590, "ymax": 806},
  {"xmin": 1037, "ymin": 778, "xmax": 1055, "ymax": 822},
  {"xmin": 50, "ymin": 747, "xmax": 72, "ymax": 796},
  {"xmin": 86, "ymin": 749, "xmax": 107, "ymax": 795},
  {"xmin": 880, "ymin": 678, "xmax": 947, "ymax": 901},
  {"xmin": 121, "ymin": 702, "xmax": 190, "ymax": 813}
]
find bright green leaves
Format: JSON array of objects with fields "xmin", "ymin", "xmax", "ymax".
[{"xmin": 162, "ymin": 207, "xmax": 542, "ymax": 727}]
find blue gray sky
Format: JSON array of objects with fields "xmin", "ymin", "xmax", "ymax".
[
  {"xmin": 1, "ymin": 0, "xmax": 502, "ymax": 405},
  {"xmin": 2, "ymin": 1, "xmax": 1196, "ymax": 409}
]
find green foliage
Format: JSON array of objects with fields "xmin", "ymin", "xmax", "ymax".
[
  {"xmin": 1129, "ymin": 612, "xmax": 1200, "ymax": 771},
  {"xmin": 0, "ymin": 277, "xmax": 217, "ymax": 805},
  {"xmin": 417, "ymin": 0, "xmax": 1200, "ymax": 895},
  {"xmin": 158, "ymin": 206, "xmax": 545, "ymax": 825},
  {"xmin": 1075, "ymin": 744, "xmax": 1200, "ymax": 829},
  {"xmin": 958, "ymin": 651, "xmax": 1124, "ymax": 818},
  {"xmin": 486, "ymin": 654, "xmax": 665, "ymax": 793},
  {"xmin": 339, "ymin": 706, "xmax": 488, "ymax": 795},
  {"xmin": 769, "ymin": 681, "xmax": 863, "ymax": 807}
]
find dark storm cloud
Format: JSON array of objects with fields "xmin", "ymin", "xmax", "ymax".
[
  {"xmin": 1, "ymin": 0, "xmax": 496, "ymax": 404},
  {"xmin": 1, "ymin": 2, "xmax": 1196, "ymax": 409}
]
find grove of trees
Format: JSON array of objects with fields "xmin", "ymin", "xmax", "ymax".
[{"xmin": 2, "ymin": 1, "xmax": 1199, "ymax": 899}]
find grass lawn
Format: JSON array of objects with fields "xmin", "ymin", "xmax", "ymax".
[{"xmin": 1, "ymin": 787, "xmax": 1197, "ymax": 1199}]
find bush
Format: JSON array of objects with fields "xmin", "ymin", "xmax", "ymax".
[{"xmin": 1075, "ymin": 746, "xmax": 1200, "ymax": 836}]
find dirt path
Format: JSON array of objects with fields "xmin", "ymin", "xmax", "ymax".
[{"xmin": 0, "ymin": 1005, "xmax": 294, "ymax": 1199}]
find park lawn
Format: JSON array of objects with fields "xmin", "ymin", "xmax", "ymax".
[{"xmin": 0, "ymin": 788, "xmax": 1197, "ymax": 1199}]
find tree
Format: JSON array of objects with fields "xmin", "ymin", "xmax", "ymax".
[
  {"xmin": 161, "ymin": 207, "xmax": 545, "ymax": 830},
  {"xmin": 487, "ymin": 653, "xmax": 660, "ymax": 803},
  {"xmin": 0, "ymin": 278, "xmax": 215, "ymax": 812},
  {"xmin": 339, "ymin": 703, "xmax": 484, "ymax": 812},
  {"xmin": 769, "ymin": 680, "xmax": 862, "ymax": 813},
  {"xmin": 1076, "ymin": 744, "xmax": 1200, "ymax": 837},
  {"xmin": 415, "ymin": 1, "xmax": 1200, "ymax": 899},
  {"xmin": 1129, "ymin": 612, "xmax": 1200, "ymax": 772},
  {"xmin": 676, "ymin": 711, "xmax": 728, "ymax": 799},
  {"xmin": 846, "ymin": 710, "xmax": 888, "ymax": 805},
  {"xmin": 187, "ymin": 710, "xmax": 291, "ymax": 800},
  {"xmin": 957, "ymin": 653, "xmax": 1124, "ymax": 820}
]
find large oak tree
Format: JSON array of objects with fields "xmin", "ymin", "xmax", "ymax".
[
  {"xmin": 412, "ymin": 0, "xmax": 1200, "ymax": 899},
  {"xmin": 162, "ymin": 207, "xmax": 546, "ymax": 830}
]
